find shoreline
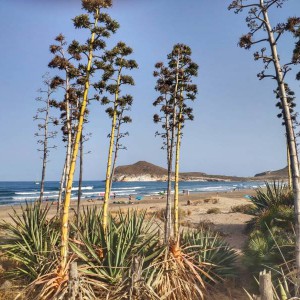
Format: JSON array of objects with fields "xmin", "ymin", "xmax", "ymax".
[{"xmin": 0, "ymin": 189, "xmax": 256, "ymax": 224}]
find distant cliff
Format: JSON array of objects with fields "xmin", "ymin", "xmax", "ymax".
[{"xmin": 112, "ymin": 161, "xmax": 248, "ymax": 182}]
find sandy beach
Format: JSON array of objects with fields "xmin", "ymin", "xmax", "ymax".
[{"xmin": 0, "ymin": 189, "xmax": 256, "ymax": 252}]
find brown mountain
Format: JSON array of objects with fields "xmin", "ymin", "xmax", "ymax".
[
  {"xmin": 113, "ymin": 161, "xmax": 248, "ymax": 182},
  {"xmin": 254, "ymin": 166, "xmax": 288, "ymax": 179}
]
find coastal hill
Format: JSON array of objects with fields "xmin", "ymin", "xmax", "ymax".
[
  {"xmin": 254, "ymin": 166, "xmax": 288, "ymax": 179},
  {"xmin": 113, "ymin": 161, "xmax": 250, "ymax": 182}
]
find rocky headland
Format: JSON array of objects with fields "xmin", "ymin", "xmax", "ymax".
[{"xmin": 113, "ymin": 161, "xmax": 250, "ymax": 182}]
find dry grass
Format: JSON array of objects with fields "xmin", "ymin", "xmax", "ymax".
[
  {"xmin": 230, "ymin": 204, "xmax": 255, "ymax": 214},
  {"xmin": 206, "ymin": 208, "xmax": 221, "ymax": 214},
  {"xmin": 156, "ymin": 207, "xmax": 188, "ymax": 222}
]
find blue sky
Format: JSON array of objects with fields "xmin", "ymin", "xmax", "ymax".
[{"xmin": 0, "ymin": 0, "xmax": 299, "ymax": 181}]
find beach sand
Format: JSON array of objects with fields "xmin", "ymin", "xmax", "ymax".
[{"xmin": 0, "ymin": 189, "xmax": 256, "ymax": 252}]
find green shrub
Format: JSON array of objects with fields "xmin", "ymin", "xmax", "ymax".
[
  {"xmin": 243, "ymin": 227, "xmax": 294, "ymax": 276},
  {"xmin": 242, "ymin": 181, "xmax": 296, "ymax": 280}
]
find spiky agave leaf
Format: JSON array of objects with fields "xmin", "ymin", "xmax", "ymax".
[
  {"xmin": 180, "ymin": 228, "xmax": 238, "ymax": 279},
  {"xmin": 0, "ymin": 202, "xmax": 60, "ymax": 281},
  {"xmin": 73, "ymin": 206, "xmax": 105, "ymax": 245},
  {"xmin": 70, "ymin": 209, "xmax": 161, "ymax": 286},
  {"xmin": 249, "ymin": 181, "xmax": 293, "ymax": 214}
]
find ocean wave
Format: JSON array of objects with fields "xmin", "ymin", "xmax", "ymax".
[
  {"xmin": 15, "ymin": 191, "xmax": 58, "ymax": 195},
  {"xmin": 12, "ymin": 196, "xmax": 40, "ymax": 201},
  {"xmin": 72, "ymin": 186, "xmax": 93, "ymax": 191},
  {"xmin": 116, "ymin": 192, "xmax": 138, "ymax": 196},
  {"xmin": 12, "ymin": 193, "xmax": 67, "ymax": 201},
  {"xmin": 112, "ymin": 189, "xmax": 136, "ymax": 193},
  {"xmin": 191, "ymin": 186, "xmax": 231, "ymax": 192},
  {"xmin": 115, "ymin": 187, "xmax": 145, "ymax": 190}
]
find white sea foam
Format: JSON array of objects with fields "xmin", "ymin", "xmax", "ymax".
[
  {"xmin": 12, "ymin": 196, "xmax": 40, "ymax": 201},
  {"xmin": 116, "ymin": 192, "xmax": 138, "ymax": 196},
  {"xmin": 191, "ymin": 186, "xmax": 232, "ymax": 192},
  {"xmin": 112, "ymin": 189, "xmax": 136, "ymax": 193},
  {"xmin": 15, "ymin": 192, "xmax": 39, "ymax": 195},
  {"xmin": 13, "ymin": 193, "xmax": 60, "ymax": 200},
  {"xmin": 15, "ymin": 191, "xmax": 57, "ymax": 195},
  {"xmin": 112, "ymin": 187, "xmax": 145, "ymax": 190},
  {"xmin": 72, "ymin": 186, "xmax": 93, "ymax": 191}
]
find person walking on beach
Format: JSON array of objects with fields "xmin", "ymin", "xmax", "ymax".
[
  {"xmin": 129, "ymin": 195, "xmax": 132, "ymax": 201},
  {"xmin": 113, "ymin": 192, "xmax": 116, "ymax": 199}
]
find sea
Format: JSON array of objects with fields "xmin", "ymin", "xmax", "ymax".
[{"xmin": 0, "ymin": 180, "xmax": 265, "ymax": 206}]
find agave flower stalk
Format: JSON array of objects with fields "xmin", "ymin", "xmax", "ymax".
[
  {"xmin": 173, "ymin": 89, "xmax": 183, "ymax": 240},
  {"xmin": 60, "ymin": 0, "xmax": 119, "ymax": 273},
  {"xmin": 109, "ymin": 108, "xmax": 130, "ymax": 193},
  {"xmin": 34, "ymin": 74, "xmax": 58, "ymax": 203},
  {"xmin": 174, "ymin": 54, "xmax": 198, "ymax": 240},
  {"xmin": 96, "ymin": 42, "xmax": 137, "ymax": 230},
  {"xmin": 153, "ymin": 63, "xmax": 174, "ymax": 242},
  {"xmin": 103, "ymin": 70, "xmax": 121, "ymax": 230},
  {"xmin": 229, "ymin": 0, "xmax": 300, "ymax": 278},
  {"xmin": 60, "ymin": 19, "xmax": 98, "ymax": 274},
  {"xmin": 154, "ymin": 44, "xmax": 198, "ymax": 241},
  {"xmin": 48, "ymin": 34, "xmax": 82, "ymax": 213}
]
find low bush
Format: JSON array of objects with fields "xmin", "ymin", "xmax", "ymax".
[
  {"xmin": 156, "ymin": 207, "xmax": 188, "ymax": 222},
  {"xmin": 207, "ymin": 208, "xmax": 221, "ymax": 214},
  {"xmin": 230, "ymin": 204, "xmax": 255, "ymax": 214}
]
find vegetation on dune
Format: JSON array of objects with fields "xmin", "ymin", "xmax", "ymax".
[
  {"xmin": 0, "ymin": 205, "xmax": 238, "ymax": 299},
  {"xmin": 242, "ymin": 182, "xmax": 297, "ymax": 297},
  {"xmin": 0, "ymin": 202, "xmax": 59, "ymax": 281}
]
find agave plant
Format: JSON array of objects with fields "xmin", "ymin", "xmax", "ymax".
[
  {"xmin": 0, "ymin": 202, "xmax": 60, "ymax": 281},
  {"xmin": 180, "ymin": 228, "xmax": 238, "ymax": 279},
  {"xmin": 249, "ymin": 181, "xmax": 293, "ymax": 213},
  {"xmin": 72, "ymin": 206, "xmax": 105, "ymax": 245},
  {"xmin": 70, "ymin": 209, "xmax": 162, "ymax": 288},
  {"xmin": 143, "ymin": 245, "xmax": 208, "ymax": 300},
  {"xmin": 246, "ymin": 181, "xmax": 294, "ymax": 234}
]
